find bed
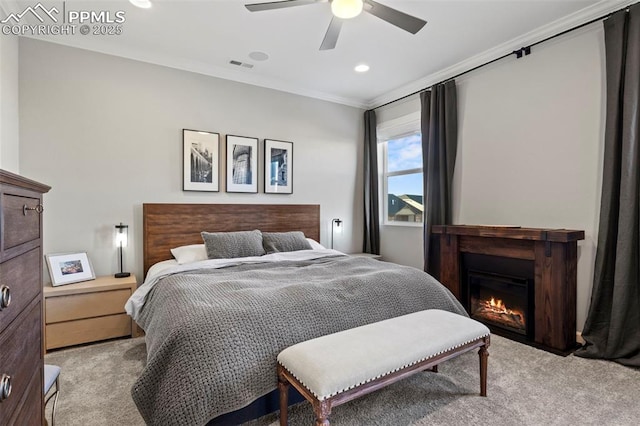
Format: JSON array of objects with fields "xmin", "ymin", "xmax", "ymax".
[{"xmin": 128, "ymin": 203, "xmax": 466, "ymax": 426}]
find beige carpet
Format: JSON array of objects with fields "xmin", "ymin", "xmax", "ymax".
[
  {"xmin": 44, "ymin": 335, "xmax": 640, "ymax": 426},
  {"xmin": 45, "ymin": 338, "xmax": 147, "ymax": 425}
]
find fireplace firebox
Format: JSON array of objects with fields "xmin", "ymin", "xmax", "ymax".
[
  {"xmin": 462, "ymin": 253, "xmax": 535, "ymax": 342},
  {"xmin": 467, "ymin": 270, "xmax": 533, "ymax": 338}
]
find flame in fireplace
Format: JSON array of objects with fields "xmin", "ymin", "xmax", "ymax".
[
  {"xmin": 489, "ymin": 297, "xmax": 509, "ymax": 313},
  {"xmin": 485, "ymin": 297, "xmax": 522, "ymax": 317},
  {"xmin": 473, "ymin": 296, "xmax": 526, "ymax": 331}
]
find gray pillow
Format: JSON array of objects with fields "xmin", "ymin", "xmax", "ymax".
[
  {"xmin": 262, "ymin": 231, "xmax": 312, "ymax": 254},
  {"xmin": 201, "ymin": 230, "xmax": 266, "ymax": 259}
]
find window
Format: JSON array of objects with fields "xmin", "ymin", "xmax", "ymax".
[{"xmin": 383, "ymin": 132, "xmax": 423, "ymax": 225}]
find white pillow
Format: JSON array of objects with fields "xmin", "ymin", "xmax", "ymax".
[
  {"xmin": 146, "ymin": 259, "xmax": 179, "ymax": 280},
  {"xmin": 306, "ymin": 238, "xmax": 326, "ymax": 250},
  {"xmin": 170, "ymin": 244, "xmax": 208, "ymax": 264}
]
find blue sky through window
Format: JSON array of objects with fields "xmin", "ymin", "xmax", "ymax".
[
  {"xmin": 387, "ymin": 133, "xmax": 422, "ymax": 172},
  {"xmin": 388, "ymin": 173, "xmax": 423, "ymax": 197},
  {"xmin": 387, "ymin": 133, "xmax": 422, "ymax": 198}
]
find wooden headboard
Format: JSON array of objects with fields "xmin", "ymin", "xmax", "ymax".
[{"xmin": 143, "ymin": 203, "xmax": 320, "ymax": 275}]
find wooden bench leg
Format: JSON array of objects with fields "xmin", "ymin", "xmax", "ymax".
[
  {"xmin": 313, "ymin": 400, "xmax": 332, "ymax": 426},
  {"xmin": 479, "ymin": 339, "xmax": 489, "ymax": 397},
  {"xmin": 278, "ymin": 367, "xmax": 289, "ymax": 426}
]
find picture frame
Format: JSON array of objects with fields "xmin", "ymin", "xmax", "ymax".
[
  {"xmin": 264, "ymin": 139, "xmax": 293, "ymax": 194},
  {"xmin": 226, "ymin": 135, "xmax": 258, "ymax": 193},
  {"xmin": 183, "ymin": 129, "xmax": 220, "ymax": 192},
  {"xmin": 45, "ymin": 252, "xmax": 96, "ymax": 287}
]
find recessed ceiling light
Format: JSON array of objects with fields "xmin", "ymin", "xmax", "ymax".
[
  {"xmin": 130, "ymin": 0, "xmax": 152, "ymax": 9},
  {"xmin": 249, "ymin": 51, "xmax": 269, "ymax": 61},
  {"xmin": 354, "ymin": 64, "xmax": 370, "ymax": 73}
]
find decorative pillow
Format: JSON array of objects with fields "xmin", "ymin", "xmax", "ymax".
[
  {"xmin": 262, "ymin": 231, "xmax": 312, "ymax": 254},
  {"xmin": 201, "ymin": 230, "xmax": 266, "ymax": 259},
  {"xmin": 170, "ymin": 244, "xmax": 208, "ymax": 264}
]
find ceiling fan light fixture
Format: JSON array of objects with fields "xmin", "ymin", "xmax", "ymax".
[{"xmin": 331, "ymin": 0, "xmax": 363, "ymax": 20}]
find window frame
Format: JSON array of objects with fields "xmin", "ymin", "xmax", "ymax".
[{"xmin": 378, "ymin": 112, "xmax": 423, "ymax": 227}]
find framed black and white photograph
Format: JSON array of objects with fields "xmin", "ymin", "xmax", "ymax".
[
  {"xmin": 264, "ymin": 139, "xmax": 293, "ymax": 194},
  {"xmin": 226, "ymin": 135, "xmax": 258, "ymax": 193},
  {"xmin": 45, "ymin": 252, "xmax": 96, "ymax": 287},
  {"xmin": 183, "ymin": 129, "xmax": 220, "ymax": 192}
]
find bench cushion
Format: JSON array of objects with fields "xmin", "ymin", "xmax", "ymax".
[{"xmin": 277, "ymin": 309, "xmax": 489, "ymax": 400}]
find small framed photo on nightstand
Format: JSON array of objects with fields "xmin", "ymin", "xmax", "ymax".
[{"xmin": 45, "ymin": 252, "xmax": 96, "ymax": 286}]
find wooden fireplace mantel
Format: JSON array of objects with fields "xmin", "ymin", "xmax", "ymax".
[{"xmin": 432, "ymin": 225, "xmax": 585, "ymax": 353}]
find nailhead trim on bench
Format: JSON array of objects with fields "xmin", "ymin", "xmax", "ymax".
[{"xmin": 278, "ymin": 332, "xmax": 490, "ymax": 401}]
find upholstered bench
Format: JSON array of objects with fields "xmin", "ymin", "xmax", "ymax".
[{"xmin": 277, "ymin": 309, "xmax": 490, "ymax": 426}]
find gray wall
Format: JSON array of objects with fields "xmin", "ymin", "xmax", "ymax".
[
  {"xmin": 0, "ymin": 34, "xmax": 19, "ymax": 173},
  {"xmin": 376, "ymin": 25, "xmax": 605, "ymax": 332},
  {"xmin": 19, "ymin": 38, "xmax": 364, "ymax": 283}
]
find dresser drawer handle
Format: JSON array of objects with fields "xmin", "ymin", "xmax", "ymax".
[
  {"xmin": 22, "ymin": 203, "xmax": 44, "ymax": 215},
  {"xmin": 0, "ymin": 374, "xmax": 11, "ymax": 402},
  {"xmin": 0, "ymin": 286, "xmax": 9, "ymax": 310}
]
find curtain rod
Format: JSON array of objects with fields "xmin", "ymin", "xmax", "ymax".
[{"xmin": 373, "ymin": 2, "xmax": 637, "ymax": 111}]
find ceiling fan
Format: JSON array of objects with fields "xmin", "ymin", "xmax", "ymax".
[{"xmin": 245, "ymin": 0, "xmax": 427, "ymax": 50}]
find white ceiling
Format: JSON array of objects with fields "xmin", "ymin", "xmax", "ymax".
[{"xmin": 2, "ymin": 0, "xmax": 634, "ymax": 108}]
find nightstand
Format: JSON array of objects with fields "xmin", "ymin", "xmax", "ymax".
[
  {"xmin": 43, "ymin": 275, "xmax": 139, "ymax": 351},
  {"xmin": 349, "ymin": 253, "xmax": 383, "ymax": 260}
]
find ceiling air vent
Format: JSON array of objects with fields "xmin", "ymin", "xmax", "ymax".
[{"xmin": 229, "ymin": 60, "xmax": 254, "ymax": 69}]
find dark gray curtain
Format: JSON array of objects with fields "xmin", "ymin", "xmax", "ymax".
[
  {"xmin": 576, "ymin": 4, "xmax": 640, "ymax": 367},
  {"xmin": 363, "ymin": 109, "xmax": 380, "ymax": 254},
  {"xmin": 421, "ymin": 81, "xmax": 458, "ymax": 274}
]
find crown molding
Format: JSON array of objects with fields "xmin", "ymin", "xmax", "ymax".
[{"xmin": 367, "ymin": 0, "xmax": 637, "ymax": 109}]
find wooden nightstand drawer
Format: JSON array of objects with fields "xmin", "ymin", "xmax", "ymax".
[
  {"xmin": 43, "ymin": 275, "xmax": 138, "ymax": 351},
  {"xmin": 46, "ymin": 314, "xmax": 131, "ymax": 350},
  {"xmin": 46, "ymin": 289, "xmax": 130, "ymax": 324}
]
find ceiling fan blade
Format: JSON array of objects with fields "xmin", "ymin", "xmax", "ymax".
[
  {"xmin": 245, "ymin": 0, "xmax": 325, "ymax": 12},
  {"xmin": 320, "ymin": 16, "xmax": 343, "ymax": 51},
  {"xmin": 363, "ymin": 0, "xmax": 426, "ymax": 34}
]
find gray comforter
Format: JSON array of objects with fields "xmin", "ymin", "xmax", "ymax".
[{"xmin": 132, "ymin": 255, "xmax": 466, "ymax": 425}]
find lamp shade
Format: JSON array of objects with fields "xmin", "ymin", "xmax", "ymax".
[
  {"xmin": 331, "ymin": 0, "xmax": 363, "ymax": 19},
  {"xmin": 331, "ymin": 218, "xmax": 343, "ymax": 249},
  {"xmin": 115, "ymin": 223, "xmax": 131, "ymax": 278},
  {"xmin": 115, "ymin": 223, "xmax": 128, "ymax": 247}
]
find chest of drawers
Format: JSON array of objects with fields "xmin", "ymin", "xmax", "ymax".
[{"xmin": 0, "ymin": 169, "xmax": 50, "ymax": 425}]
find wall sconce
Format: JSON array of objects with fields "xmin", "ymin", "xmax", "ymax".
[
  {"xmin": 331, "ymin": 218, "xmax": 343, "ymax": 249},
  {"xmin": 115, "ymin": 223, "xmax": 131, "ymax": 278}
]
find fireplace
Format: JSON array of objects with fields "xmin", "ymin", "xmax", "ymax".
[{"xmin": 432, "ymin": 225, "xmax": 585, "ymax": 355}]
